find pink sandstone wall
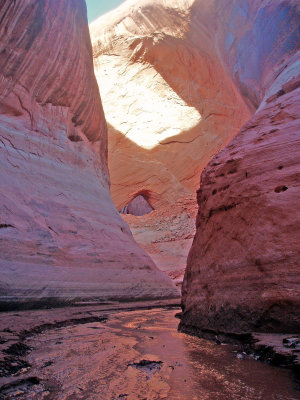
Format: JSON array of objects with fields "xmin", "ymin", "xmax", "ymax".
[
  {"xmin": 181, "ymin": 0, "xmax": 300, "ymax": 334},
  {"xmin": 0, "ymin": 0, "xmax": 178, "ymax": 309}
]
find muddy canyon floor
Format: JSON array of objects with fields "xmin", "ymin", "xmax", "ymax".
[{"xmin": 0, "ymin": 304, "xmax": 299, "ymax": 400}]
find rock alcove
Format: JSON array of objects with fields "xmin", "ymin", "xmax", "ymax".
[{"xmin": 120, "ymin": 194, "xmax": 154, "ymax": 216}]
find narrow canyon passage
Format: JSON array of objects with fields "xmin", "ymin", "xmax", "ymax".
[
  {"xmin": 90, "ymin": 0, "xmax": 252, "ymax": 284},
  {"xmin": 0, "ymin": 305, "xmax": 299, "ymax": 400},
  {"xmin": 90, "ymin": 0, "xmax": 300, "ymax": 296},
  {"xmin": 0, "ymin": 0, "xmax": 299, "ymax": 398}
]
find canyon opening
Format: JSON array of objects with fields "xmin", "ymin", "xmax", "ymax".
[{"xmin": 0, "ymin": 0, "xmax": 299, "ymax": 399}]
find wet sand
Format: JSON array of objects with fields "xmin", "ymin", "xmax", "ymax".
[{"xmin": 0, "ymin": 304, "xmax": 299, "ymax": 399}]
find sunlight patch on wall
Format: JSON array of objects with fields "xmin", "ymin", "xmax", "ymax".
[{"xmin": 94, "ymin": 55, "xmax": 201, "ymax": 149}]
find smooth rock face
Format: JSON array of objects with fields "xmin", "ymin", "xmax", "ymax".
[
  {"xmin": 90, "ymin": 0, "xmax": 252, "ymax": 201},
  {"xmin": 90, "ymin": 0, "xmax": 251, "ymax": 276},
  {"xmin": 181, "ymin": 1, "xmax": 300, "ymax": 333},
  {"xmin": 0, "ymin": 0, "xmax": 178, "ymax": 308}
]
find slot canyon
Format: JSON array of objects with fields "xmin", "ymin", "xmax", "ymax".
[{"xmin": 0, "ymin": 0, "xmax": 299, "ymax": 399}]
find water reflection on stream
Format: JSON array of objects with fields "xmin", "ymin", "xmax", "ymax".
[
  {"xmin": 23, "ymin": 308, "xmax": 299, "ymax": 399},
  {"xmin": 107, "ymin": 309, "xmax": 298, "ymax": 400}
]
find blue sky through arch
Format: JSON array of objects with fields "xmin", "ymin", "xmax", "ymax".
[{"xmin": 86, "ymin": 0, "xmax": 126, "ymax": 23}]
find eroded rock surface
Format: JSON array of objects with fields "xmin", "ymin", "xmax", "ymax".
[
  {"xmin": 181, "ymin": 0, "xmax": 300, "ymax": 334},
  {"xmin": 90, "ymin": 0, "xmax": 299, "ymax": 329},
  {"xmin": 122, "ymin": 197, "xmax": 198, "ymax": 287},
  {"xmin": 90, "ymin": 0, "xmax": 251, "ymax": 278},
  {"xmin": 0, "ymin": 0, "xmax": 178, "ymax": 308}
]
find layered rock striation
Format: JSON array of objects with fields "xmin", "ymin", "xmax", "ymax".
[
  {"xmin": 0, "ymin": 0, "xmax": 178, "ymax": 309},
  {"xmin": 91, "ymin": 0, "xmax": 299, "ymax": 330},
  {"xmin": 181, "ymin": 0, "xmax": 300, "ymax": 334},
  {"xmin": 90, "ymin": 0, "xmax": 251, "ymax": 278}
]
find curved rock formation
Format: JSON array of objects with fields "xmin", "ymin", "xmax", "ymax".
[
  {"xmin": 91, "ymin": 0, "xmax": 299, "ymax": 330},
  {"xmin": 181, "ymin": 0, "xmax": 300, "ymax": 334},
  {"xmin": 90, "ymin": 0, "xmax": 251, "ymax": 277},
  {"xmin": 0, "ymin": 0, "xmax": 178, "ymax": 308}
]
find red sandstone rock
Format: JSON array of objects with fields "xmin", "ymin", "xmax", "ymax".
[
  {"xmin": 181, "ymin": 1, "xmax": 300, "ymax": 333},
  {"xmin": 122, "ymin": 197, "xmax": 197, "ymax": 282},
  {"xmin": 90, "ymin": 0, "xmax": 300, "ymax": 323},
  {"xmin": 90, "ymin": 0, "xmax": 251, "ymax": 275},
  {"xmin": 0, "ymin": 0, "xmax": 178, "ymax": 307}
]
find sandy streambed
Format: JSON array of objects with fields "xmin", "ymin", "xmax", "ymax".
[{"xmin": 0, "ymin": 303, "xmax": 299, "ymax": 400}]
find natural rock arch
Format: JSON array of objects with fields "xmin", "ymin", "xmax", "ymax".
[{"xmin": 91, "ymin": 0, "xmax": 300, "ymax": 333}]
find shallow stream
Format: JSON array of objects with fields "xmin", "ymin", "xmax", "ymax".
[{"xmin": 4, "ymin": 308, "xmax": 297, "ymax": 399}]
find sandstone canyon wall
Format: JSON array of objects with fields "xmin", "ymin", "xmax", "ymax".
[
  {"xmin": 91, "ymin": 0, "xmax": 299, "ymax": 332},
  {"xmin": 181, "ymin": 0, "xmax": 300, "ymax": 334},
  {"xmin": 0, "ymin": 0, "xmax": 178, "ymax": 309},
  {"xmin": 90, "ymin": 0, "xmax": 252, "ymax": 280}
]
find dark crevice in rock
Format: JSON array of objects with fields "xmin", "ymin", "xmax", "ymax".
[
  {"xmin": 0, "ymin": 223, "xmax": 15, "ymax": 229},
  {"xmin": 212, "ymin": 185, "xmax": 230, "ymax": 195},
  {"xmin": 274, "ymin": 185, "xmax": 288, "ymax": 193},
  {"xmin": 48, "ymin": 225, "xmax": 58, "ymax": 234},
  {"xmin": 68, "ymin": 134, "xmax": 83, "ymax": 142},
  {"xmin": 208, "ymin": 202, "xmax": 239, "ymax": 219},
  {"xmin": 42, "ymin": 361, "xmax": 54, "ymax": 368}
]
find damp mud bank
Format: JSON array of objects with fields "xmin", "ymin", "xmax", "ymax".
[{"xmin": 0, "ymin": 303, "xmax": 299, "ymax": 400}]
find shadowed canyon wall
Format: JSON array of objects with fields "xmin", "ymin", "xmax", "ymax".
[
  {"xmin": 0, "ymin": 0, "xmax": 178, "ymax": 308},
  {"xmin": 181, "ymin": 0, "xmax": 300, "ymax": 334},
  {"xmin": 90, "ymin": 0, "xmax": 252, "ymax": 281}
]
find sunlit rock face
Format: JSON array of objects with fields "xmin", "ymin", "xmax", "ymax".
[
  {"xmin": 91, "ymin": 0, "xmax": 300, "ymax": 330},
  {"xmin": 181, "ymin": 0, "xmax": 300, "ymax": 334},
  {"xmin": 97, "ymin": 55, "xmax": 201, "ymax": 149},
  {"xmin": 0, "ymin": 0, "xmax": 178, "ymax": 308},
  {"xmin": 90, "ymin": 0, "xmax": 251, "ymax": 278}
]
